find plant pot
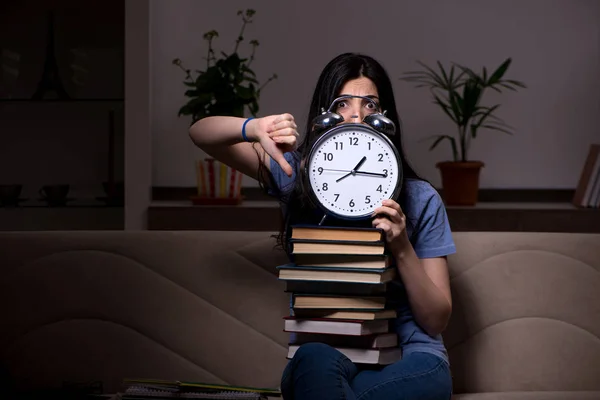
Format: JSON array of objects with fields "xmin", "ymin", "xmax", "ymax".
[{"xmin": 436, "ymin": 161, "xmax": 485, "ymax": 206}]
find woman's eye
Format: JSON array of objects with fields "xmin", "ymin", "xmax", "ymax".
[
  {"xmin": 364, "ymin": 101, "xmax": 379, "ymax": 110},
  {"xmin": 336, "ymin": 101, "xmax": 348, "ymax": 109}
]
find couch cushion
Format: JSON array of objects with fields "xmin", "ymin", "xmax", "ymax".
[{"xmin": 445, "ymin": 232, "xmax": 600, "ymax": 394}]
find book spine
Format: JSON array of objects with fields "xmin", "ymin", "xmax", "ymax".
[
  {"xmin": 219, "ymin": 161, "xmax": 227, "ymax": 198},
  {"xmin": 196, "ymin": 160, "xmax": 207, "ymax": 197},
  {"xmin": 206, "ymin": 158, "xmax": 215, "ymax": 198},
  {"xmin": 229, "ymin": 168, "xmax": 237, "ymax": 198}
]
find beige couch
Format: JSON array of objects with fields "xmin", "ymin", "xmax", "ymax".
[{"xmin": 0, "ymin": 231, "xmax": 599, "ymax": 399}]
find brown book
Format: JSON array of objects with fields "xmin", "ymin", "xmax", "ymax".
[
  {"xmin": 292, "ymin": 308, "xmax": 397, "ymax": 321},
  {"xmin": 291, "ymin": 239, "xmax": 385, "ymax": 255},
  {"xmin": 573, "ymin": 144, "xmax": 600, "ymax": 207},
  {"xmin": 283, "ymin": 317, "xmax": 390, "ymax": 336},
  {"xmin": 290, "ymin": 332, "xmax": 398, "ymax": 349},
  {"xmin": 292, "ymin": 294, "xmax": 386, "ymax": 310},
  {"xmin": 291, "ymin": 224, "xmax": 384, "ymax": 242},
  {"xmin": 285, "ymin": 280, "xmax": 389, "ymax": 296},
  {"xmin": 277, "ymin": 264, "xmax": 396, "ymax": 284},
  {"xmin": 292, "ymin": 253, "xmax": 390, "ymax": 270}
]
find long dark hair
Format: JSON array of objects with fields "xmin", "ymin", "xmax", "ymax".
[{"xmin": 259, "ymin": 52, "xmax": 423, "ymax": 255}]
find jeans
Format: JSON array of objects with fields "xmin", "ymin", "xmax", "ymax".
[{"xmin": 280, "ymin": 343, "xmax": 452, "ymax": 400}]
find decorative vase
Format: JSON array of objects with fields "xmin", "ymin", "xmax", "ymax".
[
  {"xmin": 191, "ymin": 158, "xmax": 243, "ymax": 205},
  {"xmin": 436, "ymin": 161, "xmax": 485, "ymax": 206}
]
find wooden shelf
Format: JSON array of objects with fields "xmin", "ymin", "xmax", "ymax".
[
  {"xmin": 0, "ymin": 98, "xmax": 124, "ymax": 103},
  {"xmin": 147, "ymin": 201, "xmax": 600, "ymax": 233},
  {"xmin": 148, "ymin": 201, "xmax": 281, "ymax": 231},
  {"xmin": 0, "ymin": 207, "xmax": 124, "ymax": 231}
]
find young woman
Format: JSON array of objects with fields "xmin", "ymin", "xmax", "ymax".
[{"xmin": 189, "ymin": 52, "xmax": 456, "ymax": 400}]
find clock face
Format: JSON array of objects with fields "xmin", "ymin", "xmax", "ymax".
[{"xmin": 305, "ymin": 123, "xmax": 403, "ymax": 220}]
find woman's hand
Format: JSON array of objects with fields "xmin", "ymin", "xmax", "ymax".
[
  {"xmin": 372, "ymin": 199, "xmax": 411, "ymax": 256},
  {"xmin": 247, "ymin": 113, "xmax": 299, "ymax": 176}
]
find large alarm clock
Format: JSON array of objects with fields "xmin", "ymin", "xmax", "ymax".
[{"xmin": 304, "ymin": 95, "xmax": 403, "ymax": 221}]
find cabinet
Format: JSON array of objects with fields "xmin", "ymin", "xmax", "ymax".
[{"xmin": 0, "ymin": 1, "xmax": 125, "ymax": 230}]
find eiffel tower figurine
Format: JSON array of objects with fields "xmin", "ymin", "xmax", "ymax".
[{"xmin": 32, "ymin": 10, "xmax": 70, "ymax": 100}]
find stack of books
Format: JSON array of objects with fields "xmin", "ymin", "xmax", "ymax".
[
  {"xmin": 277, "ymin": 224, "xmax": 402, "ymax": 365},
  {"xmin": 118, "ymin": 379, "xmax": 281, "ymax": 399}
]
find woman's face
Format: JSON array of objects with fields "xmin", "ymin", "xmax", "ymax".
[{"xmin": 333, "ymin": 77, "xmax": 381, "ymax": 123}]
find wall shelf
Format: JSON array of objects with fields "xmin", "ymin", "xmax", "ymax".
[
  {"xmin": 0, "ymin": 207, "xmax": 124, "ymax": 231},
  {"xmin": 0, "ymin": 99, "xmax": 124, "ymax": 103},
  {"xmin": 147, "ymin": 201, "xmax": 600, "ymax": 233}
]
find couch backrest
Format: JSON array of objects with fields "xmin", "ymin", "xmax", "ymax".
[
  {"xmin": 0, "ymin": 231, "xmax": 599, "ymax": 394},
  {"xmin": 0, "ymin": 231, "xmax": 292, "ymax": 394},
  {"xmin": 445, "ymin": 232, "xmax": 600, "ymax": 393}
]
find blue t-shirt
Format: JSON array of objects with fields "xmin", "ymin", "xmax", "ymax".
[{"xmin": 270, "ymin": 152, "xmax": 457, "ymax": 364}]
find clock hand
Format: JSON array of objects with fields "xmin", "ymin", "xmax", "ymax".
[
  {"xmin": 320, "ymin": 168, "xmax": 352, "ymax": 173},
  {"xmin": 353, "ymin": 156, "xmax": 367, "ymax": 172},
  {"xmin": 336, "ymin": 171, "xmax": 353, "ymax": 183},
  {"xmin": 321, "ymin": 168, "xmax": 386, "ymax": 177},
  {"xmin": 335, "ymin": 156, "xmax": 367, "ymax": 183},
  {"xmin": 322, "ymin": 169, "xmax": 387, "ymax": 177},
  {"xmin": 354, "ymin": 171, "xmax": 388, "ymax": 177}
]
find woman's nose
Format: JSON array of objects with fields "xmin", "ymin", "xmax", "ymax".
[{"xmin": 348, "ymin": 104, "xmax": 363, "ymax": 122}]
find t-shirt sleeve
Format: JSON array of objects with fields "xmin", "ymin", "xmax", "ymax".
[
  {"xmin": 412, "ymin": 191, "xmax": 457, "ymax": 259},
  {"xmin": 267, "ymin": 152, "xmax": 298, "ymax": 196}
]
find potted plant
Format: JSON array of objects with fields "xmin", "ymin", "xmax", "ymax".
[
  {"xmin": 399, "ymin": 58, "xmax": 526, "ymax": 205},
  {"xmin": 172, "ymin": 9, "xmax": 277, "ymax": 204},
  {"xmin": 172, "ymin": 9, "xmax": 277, "ymax": 124}
]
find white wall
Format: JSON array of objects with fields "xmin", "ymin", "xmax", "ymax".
[{"xmin": 150, "ymin": 0, "xmax": 600, "ymax": 189}]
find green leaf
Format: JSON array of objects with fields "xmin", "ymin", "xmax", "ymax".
[
  {"xmin": 481, "ymin": 123, "xmax": 513, "ymax": 135},
  {"xmin": 487, "ymin": 58, "xmax": 511, "ymax": 85},
  {"xmin": 447, "ymin": 91, "xmax": 464, "ymax": 125},
  {"xmin": 460, "ymin": 80, "xmax": 482, "ymax": 123},
  {"xmin": 184, "ymin": 89, "xmax": 200, "ymax": 97},
  {"xmin": 241, "ymin": 64, "xmax": 256, "ymax": 76},
  {"xmin": 433, "ymin": 94, "xmax": 460, "ymax": 124},
  {"xmin": 243, "ymin": 75, "xmax": 259, "ymax": 84},
  {"xmin": 505, "ymin": 79, "xmax": 527, "ymax": 88},
  {"xmin": 470, "ymin": 124, "xmax": 478, "ymax": 139},
  {"xmin": 236, "ymin": 85, "xmax": 254, "ymax": 100},
  {"xmin": 437, "ymin": 61, "xmax": 449, "ymax": 84},
  {"xmin": 426, "ymin": 134, "xmax": 459, "ymax": 161}
]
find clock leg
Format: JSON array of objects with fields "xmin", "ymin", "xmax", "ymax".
[{"xmin": 318, "ymin": 213, "xmax": 328, "ymax": 226}]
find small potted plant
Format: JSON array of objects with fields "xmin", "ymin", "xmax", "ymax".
[
  {"xmin": 173, "ymin": 9, "xmax": 277, "ymax": 124},
  {"xmin": 399, "ymin": 58, "xmax": 526, "ymax": 205},
  {"xmin": 172, "ymin": 9, "xmax": 277, "ymax": 204}
]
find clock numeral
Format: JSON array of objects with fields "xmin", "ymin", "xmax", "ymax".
[
  {"xmin": 376, "ymin": 185, "xmax": 382, "ymax": 192},
  {"xmin": 368, "ymin": 142, "xmax": 371, "ymax": 150},
  {"xmin": 323, "ymin": 153, "xmax": 334, "ymax": 161},
  {"xmin": 335, "ymin": 142, "xmax": 343, "ymax": 150},
  {"xmin": 349, "ymin": 137, "xmax": 358, "ymax": 146},
  {"xmin": 322, "ymin": 183, "xmax": 328, "ymax": 191},
  {"xmin": 318, "ymin": 167, "xmax": 323, "ymax": 175},
  {"xmin": 378, "ymin": 153, "xmax": 384, "ymax": 162},
  {"xmin": 365, "ymin": 195, "xmax": 371, "ymax": 204},
  {"xmin": 383, "ymin": 169, "xmax": 388, "ymax": 176},
  {"xmin": 334, "ymin": 194, "xmax": 339, "ymax": 202},
  {"xmin": 349, "ymin": 199, "xmax": 355, "ymax": 208}
]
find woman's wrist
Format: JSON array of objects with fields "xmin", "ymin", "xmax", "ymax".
[{"xmin": 241, "ymin": 117, "xmax": 256, "ymax": 142}]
